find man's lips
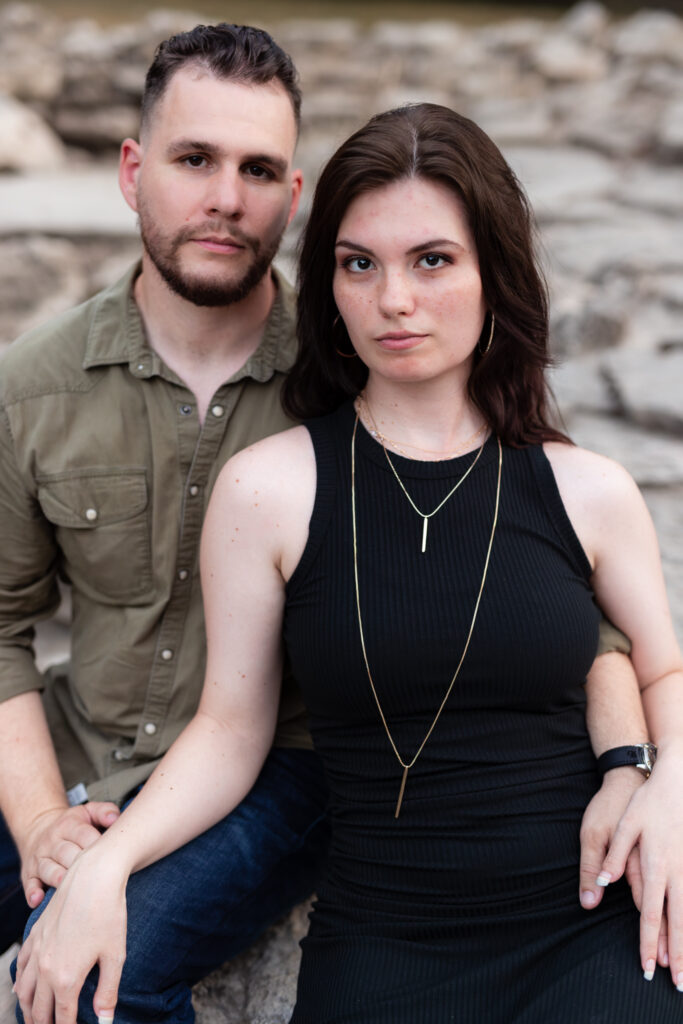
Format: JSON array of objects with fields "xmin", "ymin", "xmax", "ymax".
[{"xmin": 191, "ymin": 237, "xmax": 246, "ymax": 253}]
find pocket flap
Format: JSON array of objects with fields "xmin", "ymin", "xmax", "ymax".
[{"xmin": 38, "ymin": 470, "xmax": 148, "ymax": 528}]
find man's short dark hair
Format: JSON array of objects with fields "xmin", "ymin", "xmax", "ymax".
[{"xmin": 141, "ymin": 23, "xmax": 301, "ymax": 135}]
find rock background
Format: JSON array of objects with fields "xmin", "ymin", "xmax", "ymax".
[{"xmin": 0, "ymin": 2, "xmax": 682, "ymax": 1021}]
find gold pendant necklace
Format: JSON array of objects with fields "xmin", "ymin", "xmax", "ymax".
[
  {"xmin": 351, "ymin": 413, "xmax": 503, "ymax": 817},
  {"xmin": 357, "ymin": 394, "xmax": 486, "ymax": 460},
  {"xmin": 357, "ymin": 396, "xmax": 487, "ymax": 553}
]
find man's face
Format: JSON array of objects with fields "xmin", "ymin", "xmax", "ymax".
[{"xmin": 120, "ymin": 68, "xmax": 302, "ymax": 306}]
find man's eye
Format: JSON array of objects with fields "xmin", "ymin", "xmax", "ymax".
[
  {"xmin": 245, "ymin": 165, "xmax": 272, "ymax": 179},
  {"xmin": 184, "ymin": 155, "xmax": 207, "ymax": 168},
  {"xmin": 344, "ymin": 256, "xmax": 374, "ymax": 272}
]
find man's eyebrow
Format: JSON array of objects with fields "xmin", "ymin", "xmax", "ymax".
[
  {"xmin": 166, "ymin": 138, "xmax": 221, "ymax": 158},
  {"xmin": 165, "ymin": 138, "xmax": 288, "ymax": 174}
]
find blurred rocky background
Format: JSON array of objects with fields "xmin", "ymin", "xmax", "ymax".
[{"xmin": 0, "ymin": 1, "xmax": 682, "ymax": 1020}]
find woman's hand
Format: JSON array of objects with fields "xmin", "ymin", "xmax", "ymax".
[
  {"xmin": 14, "ymin": 848, "xmax": 128, "ymax": 1024},
  {"xmin": 593, "ymin": 747, "xmax": 683, "ymax": 989}
]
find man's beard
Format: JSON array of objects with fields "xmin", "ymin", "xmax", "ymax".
[{"xmin": 138, "ymin": 206, "xmax": 285, "ymax": 307}]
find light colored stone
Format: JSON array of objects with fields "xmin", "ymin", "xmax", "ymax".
[
  {"xmin": 0, "ymin": 943, "xmax": 19, "ymax": 1024},
  {"xmin": 657, "ymin": 97, "xmax": 683, "ymax": 156},
  {"xmin": 609, "ymin": 9, "xmax": 683, "ymax": 62},
  {"xmin": 561, "ymin": 2, "xmax": 610, "ymax": 42},
  {"xmin": 0, "ymin": 237, "xmax": 88, "ymax": 345},
  {"xmin": 0, "ymin": 51, "xmax": 63, "ymax": 103},
  {"xmin": 193, "ymin": 902, "xmax": 311, "ymax": 1024},
  {"xmin": 370, "ymin": 19, "xmax": 464, "ymax": 53},
  {"xmin": 502, "ymin": 145, "xmax": 617, "ymax": 213},
  {"xmin": 53, "ymin": 106, "xmax": 139, "ymax": 149},
  {"xmin": 550, "ymin": 356, "xmax": 617, "ymax": 417},
  {"xmin": 0, "ymin": 168, "xmax": 136, "ymax": 236},
  {"xmin": 640, "ymin": 486, "xmax": 683, "ymax": 644},
  {"xmin": 531, "ymin": 33, "xmax": 609, "ymax": 82},
  {"xmin": 468, "ymin": 96, "xmax": 554, "ymax": 145},
  {"xmin": 564, "ymin": 411, "xmax": 683, "ymax": 485},
  {"xmin": 603, "ymin": 349, "xmax": 683, "ymax": 435},
  {"xmin": 616, "ymin": 166, "xmax": 683, "ymax": 216},
  {"xmin": 543, "ymin": 213, "xmax": 683, "ymax": 279},
  {"xmin": 0, "ymin": 93, "xmax": 65, "ymax": 171}
]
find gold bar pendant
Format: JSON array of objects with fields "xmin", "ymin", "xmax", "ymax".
[
  {"xmin": 395, "ymin": 765, "xmax": 409, "ymax": 818},
  {"xmin": 421, "ymin": 517, "xmax": 428, "ymax": 554}
]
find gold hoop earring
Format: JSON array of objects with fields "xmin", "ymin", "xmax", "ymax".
[
  {"xmin": 479, "ymin": 312, "xmax": 495, "ymax": 356},
  {"xmin": 333, "ymin": 311, "xmax": 358, "ymax": 358}
]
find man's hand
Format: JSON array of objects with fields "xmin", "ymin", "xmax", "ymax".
[{"xmin": 19, "ymin": 802, "xmax": 120, "ymax": 908}]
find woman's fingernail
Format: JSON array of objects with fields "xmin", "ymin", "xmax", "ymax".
[
  {"xmin": 98, "ymin": 1017, "xmax": 114, "ymax": 1024},
  {"xmin": 581, "ymin": 890, "xmax": 596, "ymax": 906},
  {"xmin": 643, "ymin": 959, "xmax": 655, "ymax": 981},
  {"xmin": 596, "ymin": 872, "xmax": 611, "ymax": 887},
  {"xmin": 661, "ymin": 951, "xmax": 670, "ymax": 966},
  {"xmin": 676, "ymin": 971, "xmax": 683, "ymax": 992}
]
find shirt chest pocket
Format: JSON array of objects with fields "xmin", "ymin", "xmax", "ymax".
[{"xmin": 37, "ymin": 469, "xmax": 153, "ymax": 603}]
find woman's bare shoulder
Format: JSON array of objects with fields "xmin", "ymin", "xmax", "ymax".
[
  {"xmin": 542, "ymin": 440, "xmax": 639, "ymax": 511},
  {"xmin": 213, "ymin": 425, "xmax": 315, "ymax": 507}
]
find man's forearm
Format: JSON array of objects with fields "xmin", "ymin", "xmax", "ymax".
[
  {"xmin": 585, "ymin": 651, "xmax": 648, "ymax": 758},
  {"xmin": 0, "ymin": 690, "xmax": 68, "ymax": 853}
]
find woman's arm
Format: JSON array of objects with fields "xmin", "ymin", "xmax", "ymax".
[
  {"xmin": 546, "ymin": 442, "xmax": 683, "ymax": 988},
  {"xmin": 13, "ymin": 426, "xmax": 316, "ymax": 1024}
]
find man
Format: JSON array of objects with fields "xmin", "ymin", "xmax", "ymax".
[
  {"xmin": 0, "ymin": 20, "xmax": 652, "ymax": 1024},
  {"xmin": 0, "ymin": 25, "xmax": 329, "ymax": 1023}
]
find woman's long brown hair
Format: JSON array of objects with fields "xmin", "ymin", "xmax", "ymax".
[{"xmin": 283, "ymin": 103, "xmax": 569, "ymax": 447}]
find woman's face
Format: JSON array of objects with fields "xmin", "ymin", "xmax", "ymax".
[{"xmin": 332, "ymin": 176, "xmax": 486, "ymax": 388}]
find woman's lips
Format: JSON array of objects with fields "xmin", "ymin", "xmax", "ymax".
[{"xmin": 375, "ymin": 332, "xmax": 427, "ymax": 350}]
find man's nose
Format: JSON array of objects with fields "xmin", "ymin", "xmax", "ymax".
[{"xmin": 204, "ymin": 168, "xmax": 245, "ymax": 219}]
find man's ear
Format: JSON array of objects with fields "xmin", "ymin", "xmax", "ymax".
[
  {"xmin": 119, "ymin": 138, "xmax": 142, "ymax": 213},
  {"xmin": 286, "ymin": 169, "xmax": 304, "ymax": 227}
]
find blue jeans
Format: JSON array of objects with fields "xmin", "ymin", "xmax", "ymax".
[
  {"xmin": 0, "ymin": 814, "xmax": 28, "ymax": 951},
  {"xmin": 11, "ymin": 748, "xmax": 329, "ymax": 1024}
]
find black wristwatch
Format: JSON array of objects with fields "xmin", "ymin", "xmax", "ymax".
[{"xmin": 596, "ymin": 743, "xmax": 657, "ymax": 778}]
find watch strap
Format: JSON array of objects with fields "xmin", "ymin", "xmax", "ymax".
[{"xmin": 596, "ymin": 743, "xmax": 657, "ymax": 777}]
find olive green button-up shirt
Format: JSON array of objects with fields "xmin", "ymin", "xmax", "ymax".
[{"xmin": 0, "ymin": 264, "xmax": 310, "ymax": 804}]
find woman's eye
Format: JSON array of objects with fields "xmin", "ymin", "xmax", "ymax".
[
  {"xmin": 418, "ymin": 253, "xmax": 449, "ymax": 269},
  {"xmin": 344, "ymin": 256, "xmax": 374, "ymax": 272}
]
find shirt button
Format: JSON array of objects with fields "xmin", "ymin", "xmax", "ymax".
[
  {"xmin": 137, "ymin": 363, "xmax": 145, "ymax": 372},
  {"xmin": 160, "ymin": 648, "xmax": 174, "ymax": 661},
  {"xmin": 179, "ymin": 404, "xmax": 193, "ymax": 416},
  {"xmin": 211, "ymin": 404, "xmax": 225, "ymax": 418},
  {"xmin": 178, "ymin": 569, "xmax": 189, "ymax": 581},
  {"xmin": 189, "ymin": 485, "xmax": 199, "ymax": 496},
  {"xmin": 113, "ymin": 749, "xmax": 125, "ymax": 761},
  {"xmin": 144, "ymin": 722, "xmax": 157, "ymax": 736},
  {"xmin": 85, "ymin": 507, "xmax": 98, "ymax": 522}
]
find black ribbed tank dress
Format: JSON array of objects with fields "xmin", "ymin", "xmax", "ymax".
[{"xmin": 283, "ymin": 401, "xmax": 681, "ymax": 1023}]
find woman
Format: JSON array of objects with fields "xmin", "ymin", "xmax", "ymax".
[{"xmin": 15, "ymin": 105, "xmax": 683, "ymax": 1022}]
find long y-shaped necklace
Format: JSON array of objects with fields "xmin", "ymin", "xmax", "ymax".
[
  {"xmin": 358, "ymin": 394, "xmax": 487, "ymax": 553},
  {"xmin": 351, "ymin": 413, "xmax": 503, "ymax": 817}
]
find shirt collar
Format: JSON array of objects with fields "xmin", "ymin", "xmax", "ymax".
[{"xmin": 82, "ymin": 262, "xmax": 298, "ymax": 384}]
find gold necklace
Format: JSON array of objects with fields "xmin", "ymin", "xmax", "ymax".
[
  {"xmin": 357, "ymin": 396, "xmax": 488, "ymax": 553},
  {"xmin": 357, "ymin": 394, "xmax": 486, "ymax": 460},
  {"xmin": 351, "ymin": 413, "xmax": 502, "ymax": 817}
]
